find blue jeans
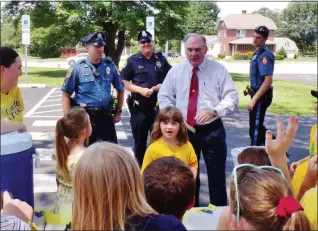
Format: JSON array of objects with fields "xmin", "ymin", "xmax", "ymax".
[{"xmin": 189, "ymin": 118, "xmax": 227, "ymax": 206}]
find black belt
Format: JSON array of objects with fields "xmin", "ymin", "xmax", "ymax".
[{"xmin": 76, "ymin": 106, "xmax": 113, "ymax": 116}]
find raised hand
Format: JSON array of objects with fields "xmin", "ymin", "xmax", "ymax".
[{"xmin": 265, "ymin": 115, "xmax": 298, "ymax": 159}]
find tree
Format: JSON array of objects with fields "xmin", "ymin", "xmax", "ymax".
[
  {"xmin": 3, "ymin": 1, "xmax": 189, "ymax": 66},
  {"xmin": 183, "ymin": 2, "xmax": 220, "ymax": 35},
  {"xmin": 252, "ymin": 7, "xmax": 283, "ymax": 36},
  {"xmin": 279, "ymin": 2, "xmax": 317, "ymax": 55}
]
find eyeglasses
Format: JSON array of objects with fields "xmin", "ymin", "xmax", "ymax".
[
  {"xmin": 139, "ymin": 40, "xmax": 151, "ymax": 44},
  {"xmin": 232, "ymin": 164, "xmax": 285, "ymax": 226}
]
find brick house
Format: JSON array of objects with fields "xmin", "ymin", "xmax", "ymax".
[{"xmin": 216, "ymin": 10, "xmax": 277, "ymax": 56}]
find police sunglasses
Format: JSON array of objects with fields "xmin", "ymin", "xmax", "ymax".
[
  {"xmin": 255, "ymin": 26, "xmax": 265, "ymax": 33},
  {"xmin": 139, "ymin": 39, "xmax": 151, "ymax": 44},
  {"xmin": 232, "ymin": 164, "xmax": 285, "ymax": 226}
]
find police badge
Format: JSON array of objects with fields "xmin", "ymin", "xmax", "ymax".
[
  {"xmin": 156, "ymin": 61, "xmax": 161, "ymax": 68},
  {"xmin": 106, "ymin": 67, "xmax": 111, "ymax": 75}
]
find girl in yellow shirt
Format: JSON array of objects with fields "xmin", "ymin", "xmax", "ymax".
[{"xmin": 141, "ymin": 106, "xmax": 198, "ymax": 178}]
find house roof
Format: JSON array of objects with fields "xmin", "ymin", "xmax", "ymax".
[
  {"xmin": 230, "ymin": 37, "xmax": 275, "ymax": 45},
  {"xmin": 274, "ymin": 37, "xmax": 299, "ymax": 51},
  {"xmin": 217, "ymin": 13, "xmax": 277, "ymax": 30}
]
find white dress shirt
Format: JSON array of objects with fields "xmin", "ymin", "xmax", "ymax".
[{"xmin": 158, "ymin": 57, "xmax": 239, "ymax": 125}]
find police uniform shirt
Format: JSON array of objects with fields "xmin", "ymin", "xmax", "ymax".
[
  {"xmin": 61, "ymin": 57, "xmax": 124, "ymax": 107},
  {"xmin": 250, "ymin": 45, "xmax": 274, "ymax": 88},
  {"xmin": 158, "ymin": 57, "xmax": 239, "ymax": 125},
  {"xmin": 121, "ymin": 51, "xmax": 171, "ymax": 102}
]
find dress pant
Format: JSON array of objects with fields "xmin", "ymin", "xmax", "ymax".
[
  {"xmin": 249, "ymin": 89, "xmax": 273, "ymax": 146},
  {"xmin": 88, "ymin": 113, "xmax": 117, "ymax": 145},
  {"xmin": 188, "ymin": 118, "xmax": 228, "ymax": 206}
]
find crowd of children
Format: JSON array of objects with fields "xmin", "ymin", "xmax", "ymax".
[{"xmin": 1, "ymin": 95, "xmax": 317, "ymax": 230}]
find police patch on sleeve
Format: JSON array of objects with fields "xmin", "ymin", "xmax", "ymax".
[
  {"xmin": 262, "ymin": 56, "xmax": 268, "ymax": 65},
  {"xmin": 65, "ymin": 67, "xmax": 73, "ymax": 78}
]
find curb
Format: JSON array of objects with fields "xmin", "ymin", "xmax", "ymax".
[{"xmin": 18, "ymin": 83, "xmax": 47, "ymax": 88}]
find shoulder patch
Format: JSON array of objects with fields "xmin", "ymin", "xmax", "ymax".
[
  {"xmin": 105, "ymin": 56, "xmax": 113, "ymax": 63},
  {"xmin": 262, "ymin": 56, "xmax": 268, "ymax": 65},
  {"xmin": 65, "ymin": 67, "xmax": 73, "ymax": 78}
]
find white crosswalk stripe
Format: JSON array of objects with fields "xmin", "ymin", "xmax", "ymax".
[{"xmin": 30, "ymin": 131, "xmax": 128, "ymax": 141}]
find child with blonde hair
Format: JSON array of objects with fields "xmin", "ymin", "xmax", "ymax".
[
  {"xmin": 141, "ymin": 106, "xmax": 198, "ymax": 178},
  {"xmin": 51, "ymin": 108, "xmax": 91, "ymax": 214},
  {"xmin": 72, "ymin": 142, "xmax": 186, "ymax": 230}
]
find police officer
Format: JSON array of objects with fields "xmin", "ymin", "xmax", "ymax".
[
  {"xmin": 247, "ymin": 26, "xmax": 274, "ymax": 146},
  {"xmin": 121, "ymin": 30, "xmax": 171, "ymax": 166},
  {"xmin": 61, "ymin": 32, "xmax": 125, "ymax": 144}
]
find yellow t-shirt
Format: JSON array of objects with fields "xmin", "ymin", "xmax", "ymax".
[
  {"xmin": 309, "ymin": 124, "xmax": 317, "ymax": 158},
  {"xmin": 292, "ymin": 124, "xmax": 318, "ymax": 195},
  {"xmin": 141, "ymin": 138, "xmax": 198, "ymax": 172},
  {"xmin": 300, "ymin": 186, "xmax": 317, "ymax": 230},
  {"xmin": 1, "ymin": 87, "xmax": 24, "ymax": 122}
]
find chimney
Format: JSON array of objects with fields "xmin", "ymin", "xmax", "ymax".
[{"xmin": 242, "ymin": 10, "xmax": 247, "ymax": 14}]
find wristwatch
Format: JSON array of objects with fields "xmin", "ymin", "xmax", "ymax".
[{"xmin": 211, "ymin": 109, "xmax": 218, "ymax": 116}]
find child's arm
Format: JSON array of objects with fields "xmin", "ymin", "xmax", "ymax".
[
  {"xmin": 296, "ymin": 155, "xmax": 318, "ymax": 201},
  {"xmin": 141, "ymin": 144, "xmax": 156, "ymax": 173},
  {"xmin": 188, "ymin": 142, "xmax": 199, "ymax": 179},
  {"xmin": 266, "ymin": 116, "xmax": 299, "ymax": 186},
  {"xmin": 190, "ymin": 168, "xmax": 198, "ymax": 179}
]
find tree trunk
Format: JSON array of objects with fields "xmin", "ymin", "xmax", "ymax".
[
  {"xmin": 116, "ymin": 30, "xmax": 126, "ymax": 67},
  {"xmin": 103, "ymin": 22, "xmax": 125, "ymax": 67}
]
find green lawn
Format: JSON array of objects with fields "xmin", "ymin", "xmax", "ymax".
[
  {"xmin": 20, "ymin": 67, "xmax": 317, "ymax": 115},
  {"xmin": 217, "ymin": 56, "xmax": 317, "ymax": 63},
  {"xmin": 18, "ymin": 52, "xmax": 67, "ymax": 62},
  {"xmin": 232, "ymin": 73, "xmax": 317, "ymax": 115}
]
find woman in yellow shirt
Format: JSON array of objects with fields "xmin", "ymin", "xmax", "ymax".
[
  {"xmin": 0, "ymin": 46, "xmax": 26, "ymax": 134},
  {"xmin": 141, "ymin": 106, "xmax": 198, "ymax": 178}
]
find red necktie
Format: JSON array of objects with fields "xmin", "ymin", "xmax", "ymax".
[{"xmin": 187, "ymin": 67, "xmax": 199, "ymax": 127}]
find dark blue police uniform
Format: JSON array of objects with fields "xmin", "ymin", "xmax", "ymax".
[
  {"xmin": 121, "ymin": 30, "xmax": 171, "ymax": 166},
  {"xmin": 61, "ymin": 32, "xmax": 124, "ymax": 144},
  {"xmin": 249, "ymin": 45, "xmax": 274, "ymax": 145}
]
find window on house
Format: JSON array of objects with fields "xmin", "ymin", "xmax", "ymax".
[{"xmin": 236, "ymin": 29, "xmax": 246, "ymax": 38}]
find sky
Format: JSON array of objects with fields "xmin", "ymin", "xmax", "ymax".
[{"xmin": 217, "ymin": 1, "xmax": 290, "ymax": 18}]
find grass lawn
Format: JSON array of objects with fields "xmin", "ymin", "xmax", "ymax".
[
  {"xmin": 20, "ymin": 67, "xmax": 317, "ymax": 115},
  {"xmin": 217, "ymin": 56, "xmax": 317, "ymax": 63},
  {"xmin": 232, "ymin": 73, "xmax": 316, "ymax": 115},
  {"xmin": 18, "ymin": 52, "xmax": 67, "ymax": 62}
]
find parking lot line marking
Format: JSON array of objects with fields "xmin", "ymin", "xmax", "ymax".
[
  {"xmin": 30, "ymin": 131, "xmax": 128, "ymax": 141},
  {"xmin": 45, "ymin": 99, "xmax": 61, "ymax": 102},
  {"xmin": 39, "ymin": 104, "xmax": 62, "ymax": 108},
  {"xmin": 32, "ymin": 120, "xmax": 57, "ymax": 127},
  {"xmin": 47, "ymin": 95, "xmax": 61, "ymax": 98},
  {"xmin": 24, "ymin": 88, "xmax": 56, "ymax": 117},
  {"xmin": 32, "ymin": 109, "xmax": 63, "ymax": 115}
]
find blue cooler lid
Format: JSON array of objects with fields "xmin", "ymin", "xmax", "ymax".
[{"xmin": 1, "ymin": 131, "xmax": 33, "ymax": 155}]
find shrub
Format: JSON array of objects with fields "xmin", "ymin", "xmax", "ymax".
[
  {"xmin": 294, "ymin": 54, "xmax": 297, "ymax": 59},
  {"xmin": 277, "ymin": 47, "xmax": 287, "ymax": 58},
  {"xmin": 247, "ymin": 52, "xmax": 253, "ymax": 60},
  {"xmin": 241, "ymin": 53, "xmax": 248, "ymax": 60},
  {"xmin": 233, "ymin": 52, "xmax": 241, "ymax": 60},
  {"xmin": 218, "ymin": 54, "xmax": 225, "ymax": 59},
  {"xmin": 274, "ymin": 54, "xmax": 284, "ymax": 60}
]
